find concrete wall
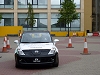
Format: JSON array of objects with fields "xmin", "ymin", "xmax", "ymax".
[
  {"xmin": 0, "ymin": 26, "xmax": 86, "ymax": 37},
  {"xmin": 0, "ymin": 26, "xmax": 23, "ymax": 37},
  {"xmin": 50, "ymin": 31, "xmax": 86, "ymax": 37}
]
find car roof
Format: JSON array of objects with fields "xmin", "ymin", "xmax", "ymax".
[{"xmin": 22, "ymin": 30, "xmax": 50, "ymax": 34}]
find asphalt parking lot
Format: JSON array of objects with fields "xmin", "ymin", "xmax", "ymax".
[{"xmin": 0, "ymin": 36, "xmax": 100, "ymax": 75}]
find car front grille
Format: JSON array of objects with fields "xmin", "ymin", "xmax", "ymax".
[{"xmin": 22, "ymin": 49, "xmax": 51, "ymax": 56}]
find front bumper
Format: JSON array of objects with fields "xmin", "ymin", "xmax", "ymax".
[{"xmin": 15, "ymin": 53, "xmax": 58, "ymax": 65}]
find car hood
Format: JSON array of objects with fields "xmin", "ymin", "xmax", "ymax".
[{"xmin": 19, "ymin": 43, "xmax": 55, "ymax": 50}]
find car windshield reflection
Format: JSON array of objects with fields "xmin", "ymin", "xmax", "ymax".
[{"xmin": 20, "ymin": 33, "xmax": 52, "ymax": 43}]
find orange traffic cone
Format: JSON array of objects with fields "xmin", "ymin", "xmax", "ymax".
[
  {"xmin": 2, "ymin": 37, "xmax": 9, "ymax": 53},
  {"xmin": 6, "ymin": 37, "xmax": 12, "ymax": 49},
  {"xmin": 66, "ymin": 37, "xmax": 74, "ymax": 48},
  {"xmin": 80, "ymin": 38, "xmax": 91, "ymax": 55}
]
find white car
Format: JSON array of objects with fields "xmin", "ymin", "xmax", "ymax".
[{"xmin": 14, "ymin": 31, "xmax": 59, "ymax": 68}]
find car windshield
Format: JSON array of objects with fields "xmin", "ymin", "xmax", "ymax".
[{"xmin": 20, "ymin": 32, "xmax": 52, "ymax": 43}]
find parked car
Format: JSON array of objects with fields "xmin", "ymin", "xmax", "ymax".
[{"xmin": 14, "ymin": 30, "xmax": 59, "ymax": 68}]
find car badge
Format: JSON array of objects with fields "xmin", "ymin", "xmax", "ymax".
[{"xmin": 35, "ymin": 50, "xmax": 39, "ymax": 53}]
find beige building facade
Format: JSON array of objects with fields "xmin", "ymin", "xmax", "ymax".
[{"xmin": 0, "ymin": 0, "xmax": 92, "ymax": 32}]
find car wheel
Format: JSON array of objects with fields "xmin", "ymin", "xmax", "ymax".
[
  {"xmin": 15, "ymin": 57, "xmax": 20, "ymax": 68},
  {"xmin": 53, "ymin": 54, "xmax": 59, "ymax": 67}
]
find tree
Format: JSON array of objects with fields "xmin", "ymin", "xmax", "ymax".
[
  {"xmin": 58, "ymin": 0, "xmax": 79, "ymax": 36},
  {"xmin": 0, "ymin": 14, "xmax": 2, "ymax": 24},
  {"xmin": 25, "ymin": 3, "xmax": 36, "ymax": 30}
]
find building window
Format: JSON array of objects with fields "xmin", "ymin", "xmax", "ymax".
[
  {"xmin": 0, "ymin": 0, "xmax": 14, "ymax": 8},
  {"xmin": 0, "ymin": 13, "xmax": 14, "ymax": 26},
  {"xmin": 51, "ymin": 0, "xmax": 60, "ymax": 8},
  {"xmin": 33, "ymin": 0, "xmax": 37, "ymax": 4},
  {"xmin": 28, "ymin": 0, "xmax": 32, "ymax": 4},
  {"xmin": 74, "ymin": 0, "xmax": 80, "ymax": 8},
  {"xmin": 18, "ymin": 0, "xmax": 47, "ymax": 8},
  {"xmin": 18, "ymin": 13, "xmax": 47, "ymax": 31},
  {"xmin": 51, "ymin": 0, "xmax": 80, "ymax": 8},
  {"xmin": 18, "ymin": 0, "xmax": 27, "ymax": 4},
  {"xmin": 51, "ymin": 13, "xmax": 80, "ymax": 31},
  {"xmin": 51, "ymin": 0, "xmax": 60, "ymax": 5},
  {"xmin": 0, "ymin": 0, "xmax": 4, "ymax": 4}
]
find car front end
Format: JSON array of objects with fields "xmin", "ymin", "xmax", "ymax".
[
  {"xmin": 14, "ymin": 31, "xmax": 59, "ymax": 68},
  {"xmin": 15, "ymin": 43, "xmax": 59, "ymax": 68}
]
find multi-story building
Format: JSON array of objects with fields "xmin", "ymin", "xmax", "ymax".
[{"xmin": 0, "ymin": 0, "xmax": 93, "ymax": 32}]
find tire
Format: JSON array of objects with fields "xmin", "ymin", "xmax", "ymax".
[
  {"xmin": 53, "ymin": 54, "xmax": 59, "ymax": 67},
  {"xmin": 15, "ymin": 57, "xmax": 20, "ymax": 68}
]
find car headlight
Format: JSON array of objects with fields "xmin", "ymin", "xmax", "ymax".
[
  {"xmin": 17, "ymin": 48, "xmax": 25, "ymax": 55},
  {"xmin": 48, "ymin": 47, "xmax": 56, "ymax": 55}
]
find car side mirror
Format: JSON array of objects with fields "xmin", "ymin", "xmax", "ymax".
[
  {"xmin": 14, "ymin": 40, "xmax": 19, "ymax": 46},
  {"xmin": 54, "ymin": 39, "xmax": 59, "ymax": 45}
]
